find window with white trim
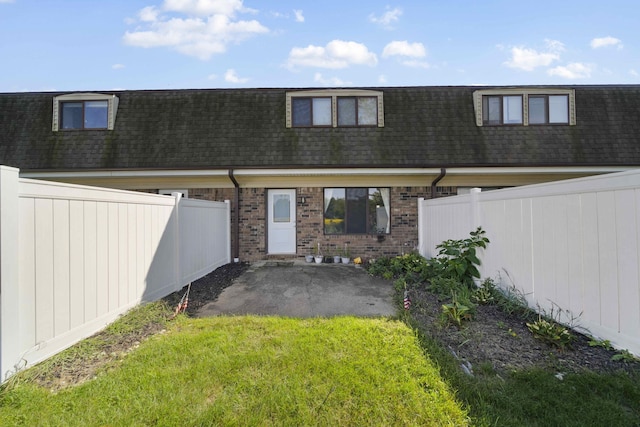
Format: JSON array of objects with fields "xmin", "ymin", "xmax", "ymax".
[
  {"xmin": 473, "ymin": 88, "xmax": 575, "ymax": 126},
  {"xmin": 324, "ymin": 187, "xmax": 390, "ymax": 235},
  {"xmin": 287, "ymin": 90, "xmax": 384, "ymax": 128},
  {"xmin": 52, "ymin": 93, "xmax": 119, "ymax": 131}
]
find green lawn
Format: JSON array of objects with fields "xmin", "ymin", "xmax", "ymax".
[{"xmin": 0, "ymin": 314, "xmax": 468, "ymax": 426}]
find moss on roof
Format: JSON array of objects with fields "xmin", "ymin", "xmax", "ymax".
[{"xmin": 1, "ymin": 86, "xmax": 640, "ymax": 171}]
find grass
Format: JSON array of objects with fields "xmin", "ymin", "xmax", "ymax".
[
  {"xmin": 411, "ymin": 326, "xmax": 640, "ymax": 426},
  {"xmin": 0, "ymin": 312, "xmax": 469, "ymax": 426}
]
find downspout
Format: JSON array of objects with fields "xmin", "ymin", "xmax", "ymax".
[
  {"xmin": 228, "ymin": 169, "xmax": 240, "ymax": 262},
  {"xmin": 430, "ymin": 168, "xmax": 446, "ymax": 199}
]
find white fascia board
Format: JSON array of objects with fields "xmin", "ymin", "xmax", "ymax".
[
  {"xmin": 20, "ymin": 169, "xmax": 231, "ymax": 179},
  {"xmin": 232, "ymin": 168, "xmax": 442, "ymax": 177},
  {"xmin": 20, "ymin": 166, "xmax": 637, "ymax": 180},
  {"xmin": 444, "ymin": 166, "xmax": 636, "ymax": 175}
]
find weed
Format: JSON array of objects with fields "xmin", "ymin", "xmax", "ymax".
[
  {"xmin": 526, "ymin": 315, "xmax": 573, "ymax": 350},
  {"xmin": 589, "ymin": 339, "xmax": 614, "ymax": 351},
  {"xmin": 441, "ymin": 291, "xmax": 474, "ymax": 328},
  {"xmin": 472, "ymin": 278, "xmax": 497, "ymax": 305},
  {"xmin": 492, "ymin": 278, "xmax": 531, "ymax": 319},
  {"xmin": 429, "ymin": 276, "xmax": 463, "ymax": 298},
  {"xmin": 612, "ymin": 349, "xmax": 639, "ymax": 363}
]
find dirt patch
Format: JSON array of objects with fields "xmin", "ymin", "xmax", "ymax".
[{"xmin": 407, "ymin": 284, "xmax": 640, "ymax": 376}]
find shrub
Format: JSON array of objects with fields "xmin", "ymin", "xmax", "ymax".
[
  {"xmin": 368, "ymin": 252, "xmax": 434, "ymax": 285},
  {"xmin": 432, "ymin": 227, "xmax": 490, "ymax": 290}
]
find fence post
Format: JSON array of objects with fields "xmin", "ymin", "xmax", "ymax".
[
  {"xmin": 417, "ymin": 197, "xmax": 425, "ymax": 257},
  {"xmin": 470, "ymin": 187, "xmax": 482, "ymax": 230},
  {"xmin": 225, "ymin": 200, "xmax": 233, "ymax": 263},
  {"xmin": 172, "ymin": 192, "xmax": 182, "ymax": 291},
  {"xmin": 0, "ymin": 166, "xmax": 20, "ymax": 381}
]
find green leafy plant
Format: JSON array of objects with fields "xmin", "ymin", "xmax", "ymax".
[
  {"xmin": 472, "ymin": 278, "xmax": 497, "ymax": 305},
  {"xmin": 589, "ymin": 339, "xmax": 614, "ymax": 351},
  {"xmin": 367, "ymin": 251, "xmax": 435, "ymax": 284},
  {"xmin": 526, "ymin": 315, "xmax": 573, "ymax": 350},
  {"xmin": 429, "ymin": 276, "xmax": 463, "ymax": 298},
  {"xmin": 441, "ymin": 291, "xmax": 474, "ymax": 328},
  {"xmin": 433, "ymin": 227, "xmax": 490, "ymax": 289},
  {"xmin": 611, "ymin": 349, "xmax": 639, "ymax": 363}
]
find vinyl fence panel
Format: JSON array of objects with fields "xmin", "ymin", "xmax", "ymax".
[
  {"xmin": 418, "ymin": 170, "xmax": 640, "ymax": 356},
  {"xmin": 0, "ymin": 167, "xmax": 231, "ymax": 382}
]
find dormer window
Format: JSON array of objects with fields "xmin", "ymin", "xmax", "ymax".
[
  {"xmin": 52, "ymin": 93, "xmax": 119, "ymax": 131},
  {"xmin": 473, "ymin": 88, "xmax": 575, "ymax": 127},
  {"xmin": 286, "ymin": 89, "xmax": 384, "ymax": 128}
]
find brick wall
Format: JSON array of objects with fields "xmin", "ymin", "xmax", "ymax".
[
  {"xmin": 174, "ymin": 185, "xmax": 455, "ymax": 262},
  {"xmin": 296, "ymin": 186, "xmax": 436, "ymax": 262}
]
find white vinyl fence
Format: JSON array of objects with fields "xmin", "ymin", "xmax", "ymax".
[
  {"xmin": 418, "ymin": 169, "xmax": 640, "ymax": 356},
  {"xmin": 0, "ymin": 166, "xmax": 231, "ymax": 381}
]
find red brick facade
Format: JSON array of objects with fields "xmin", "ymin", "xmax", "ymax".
[{"xmin": 185, "ymin": 185, "xmax": 455, "ymax": 262}]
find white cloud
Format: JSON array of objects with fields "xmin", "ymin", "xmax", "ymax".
[
  {"xmin": 503, "ymin": 40, "xmax": 564, "ymax": 71},
  {"xmin": 631, "ymin": 69, "xmax": 639, "ymax": 77},
  {"xmin": 548, "ymin": 62, "xmax": 592, "ymax": 79},
  {"xmin": 286, "ymin": 40, "xmax": 377, "ymax": 69},
  {"xmin": 224, "ymin": 69, "xmax": 249, "ymax": 83},
  {"xmin": 382, "ymin": 40, "xmax": 426, "ymax": 58},
  {"xmin": 112, "ymin": 64, "xmax": 125, "ymax": 70},
  {"xmin": 293, "ymin": 9, "xmax": 304, "ymax": 23},
  {"xmin": 382, "ymin": 41, "xmax": 428, "ymax": 68},
  {"xmin": 313, "ymin": 73, "xmax": 351, "ymax": 86},
  {"xmin": 378, "ymin": 74, "xmax": 387, "ymax": 84},
  {"xmin": 369, "ymin": 7, "xmax": 402, "ymax": 29},
  {"xmin": 123, "ymin": 0, "xmax": 268, "ymax": 60},
  {"xmin": 590, "ymin": 36, "xmax": 623, "ymax": 49},
  {"xmin": 139, "ymin": 6, "xmax": 160, "ymax": 22},
  {"xmin": 207, "ymin": 73, "xmax": 218, "ymax": 80},
  {"xmin": 163, "ymin": 0, "xmax": 255, "ymax": 16}
]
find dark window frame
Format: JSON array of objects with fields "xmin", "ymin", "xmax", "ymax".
[
  {"xmin": 291, "ymin": 96, "xmax": 332, "ymax": 128},
  {"xmin": 336, "ymin": 96, "xmax": 378, "ymax": 127},
  {"xmin": 60, "ymin": 100, "xmax": 109, "ymax": 130},
  {"xmin": 528, "ymin": 94, "xmax": 569, "ymax": 125},
  {"xmin": 482, "ymin": 95, "xmax": 523, "ymax": 126},
  {"xmin": 323, "ymin": 187, "xmax": 391, "ymax": 235}
]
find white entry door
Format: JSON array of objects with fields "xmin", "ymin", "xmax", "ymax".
[{"xmin": 267, "ymin": 189, "xmax": 296, "ymax": 254}]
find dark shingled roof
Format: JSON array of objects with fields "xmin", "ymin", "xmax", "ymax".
[{"xmin": 1, "ymin": 85, "xmax": 640, "ymax": 171}]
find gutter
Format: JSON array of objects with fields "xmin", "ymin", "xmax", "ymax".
[
  {"xmin": 430, "ymin": 167, "xmax": 446, "ymax": 199},
  {"xmin": 228, "ymin": 169, "xmax": 240, "ymax": 262}
]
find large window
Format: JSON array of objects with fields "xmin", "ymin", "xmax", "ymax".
[
  {"xmin": 286, "ymin": 89, "xmax": 384, "ymax": 128},
  {"xmin": 324, "ymin": 188, "xmax": 390, "ymax": 235},
  {"xmin": 52, "ymin": 93, "xmax": 119, "ymax": 131}
]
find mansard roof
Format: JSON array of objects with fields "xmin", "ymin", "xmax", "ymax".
[{"xmin": 1, "ymin": 85, "xmax": 639, "ymax": 171}]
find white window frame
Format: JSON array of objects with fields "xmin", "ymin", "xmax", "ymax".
[
  {"xmin": 286, "ymin": 89, "xmax": 384, "ymax": 128},
  {"xmin": 52, "ymin": 93, "xmax": 119, "ymax": 131},
  {"xmin": 473, "ymin": 88, "xmax": 575, "ymax": 127}
]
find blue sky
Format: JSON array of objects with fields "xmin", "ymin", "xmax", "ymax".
[{"xmin": 1, "ymin": 0, "xmax": 638, "ymax": 92}]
